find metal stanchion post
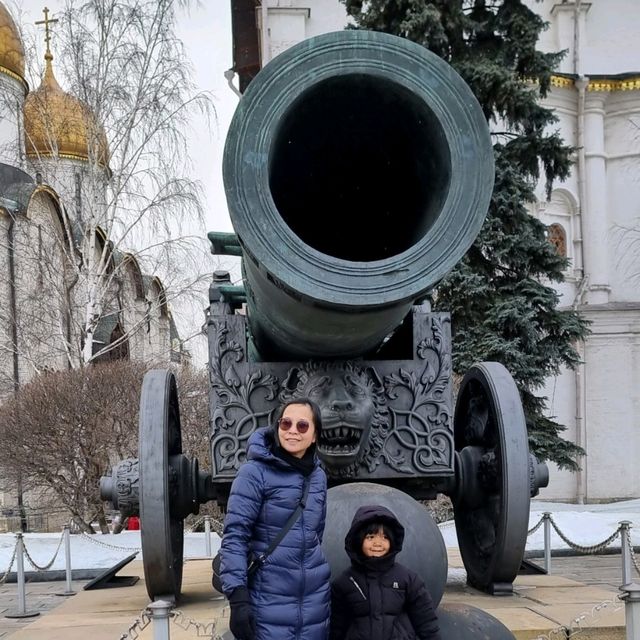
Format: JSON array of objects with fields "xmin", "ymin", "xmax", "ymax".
[
  {"xmin": 148, "ymin": 599, "xmax": 173, "ymax": 640},
  {"xmin": 619, "ymin": 583, "xmax": 640, "ymax": 640},
  {"xmin": 543, "ymin": 512, "xmax": 551, "ymax": 574},
  {"xmin": 205, "ymin": 516, "xmax": 212, "ymax": 557},
  {"xmin": 620, "ymin": 521, "xmax": 632, "ymax": 587},
  {"xmin": 62, "ymin": 525, "xmax": 75, "ymax": 595},
  {"xmin": 5, "ymin": 533, "xmax": 40, "ymax": 619}
]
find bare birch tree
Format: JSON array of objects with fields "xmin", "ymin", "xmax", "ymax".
[{"xmin": 19, "ymin": 0, "xmax": 214, "ymax": 367}]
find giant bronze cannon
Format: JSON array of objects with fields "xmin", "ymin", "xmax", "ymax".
[{"xmin": 101, "ymin": 31, "xmax": 548, "ymax": 617}]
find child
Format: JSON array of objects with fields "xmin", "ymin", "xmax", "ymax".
[{"xmin": 330, "ymin": 505, "xmax": 441, "ymax": 640}]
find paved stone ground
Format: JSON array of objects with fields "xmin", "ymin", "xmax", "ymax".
[
  {"xmin": 0, "ymin": 554, "xmax": 633, "ymax": 638},
  {"xmin": 547, "ymin": 554, "xmax": 627, "ymax": 593},
  {"xmin": 0, "ymin": 580, "xmax": 88, "ymax": 638}
]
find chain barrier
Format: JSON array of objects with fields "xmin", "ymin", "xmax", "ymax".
[
  {"xmin": 533, "ymin": 625, "xmax": 567, "ymax": 640},
  {"xmin": 21, "ymin": 530, "xmax": 65, "ymax": 571},
  {"xmin": 79, "ymin": 530, "xmax": 141, "ymax": 552},
  {"xmin": 626, "ymin": 528, "xmax": 640, "ymax": 576},
  {"xmin": 187, "ymin": 516, "xmax": 206, "ymax": 533},
  {"xmin": 529, "ymin": 512, "xmax": 640, "ymax": 560},
  {"xmin": 528, "ymin": 515, "xmax": 545, "ymax": 536},
  {"xmin": 196, "ymin": 517, "xmax": 225, "ymax": 536},
  {"xmin": 171, "ymin": 609, "xmax": 223, "ymax": 637},
  {"xmin": 546, "ymin": 514, "xmax": 622, "ymax": 554},
  {"xmin": 533, "ymin": 594, "xmax": 624, "ymax": 639},
  {"xmin": 118, "ymin": 609, "xmax": 151, "ymax": 639},
  {"xmin": 567, "ymin": 595, "xmax": 624, "ymax": 637},
  {"xmin": 0, "ymin": 537, "xmax": 18, "ymax": 584},
  {"xmin": 210, "ymin": 518, "xmax": 225, "ymax": 536},
  {"xmin": 189, "ymin": 516, "xmax": 224, "ymax": 534},
  {"xmin": 118, "ymin": 605, "xmax": 225, "ymax": 639}
]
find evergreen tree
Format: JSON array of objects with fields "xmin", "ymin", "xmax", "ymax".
[{"xmin": 342, "ymin": 0, "xmax": 589, "ymax": 470}]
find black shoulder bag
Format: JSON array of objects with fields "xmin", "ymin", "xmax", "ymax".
[{"xmin": 212, "ymin": 477, "xmax": 311, "ymax": 594}]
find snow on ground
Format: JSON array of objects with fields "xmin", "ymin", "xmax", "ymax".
[
  {"xmin": 1, "ymin": 499, "xmax": 638, "ymax": 572},
  {"xmin": 439, "ymin": 499, "xmax": 640, "ymax": 552},
  {"xmin": 0, "ymin": 530, "xmax": 221, "ymax": 572}
]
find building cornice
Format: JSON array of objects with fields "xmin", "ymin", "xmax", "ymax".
[
  {"xmin": 550, "ymin": 73, "xmax": 640, "ymax": 92},
  {"xmin": 559, "ymin": 303, "xmax": 640, "ymax": 335}
]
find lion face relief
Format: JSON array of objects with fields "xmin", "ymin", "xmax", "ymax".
[{"xmin": 280, "ymin": 363, "xmax": 389, "ymax": 478}]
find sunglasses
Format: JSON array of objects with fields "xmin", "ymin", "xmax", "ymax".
[{"xmin": 278, "ymin": 417, "xmax": 312, "ymax": 434}]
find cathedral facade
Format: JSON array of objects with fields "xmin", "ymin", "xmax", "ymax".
[
  {"xmin": 0, "ymin": 2, "xmax": 184, "ymax": 392},
  {"xmin": 228, "ymin": 0, "xmax": 640, "ymax": 502},
  {"xmin": 0, "ymin": 3, "xmax": 185, "ymax": 522}
]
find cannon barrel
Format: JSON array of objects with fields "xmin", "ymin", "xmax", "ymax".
[{"xmin": 224, "ymin": 30, "xmax": 494, "ymax": 361}]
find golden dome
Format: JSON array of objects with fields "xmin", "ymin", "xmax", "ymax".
[
  {"xmin": 0, "ymin": 2, "xmax": 26, "ymax": 87},
  {"xmin": 24, "ymin": 54, "xmax": 109, "ymax": 167}
]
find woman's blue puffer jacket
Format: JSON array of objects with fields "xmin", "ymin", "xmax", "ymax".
[{"xmin": 220, "ymin": 427, "xmax": 331, "ymax": 640}]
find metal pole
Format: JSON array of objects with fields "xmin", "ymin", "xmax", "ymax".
[
  {"xmin": 620, "ymin": 521, "xmax": 632, "ymax": 587},
  {"xmin": 543, "ymin": 512, "xmax": 552, "ymax": 574},
  {"xmin": 205, "ymin": 516, "xmax": 212, "ymax": 557},
  {"xmin": 619, "ymin": 583, "xmax": 640, "ymax": 640},
  {"xmin": 63, "ymin": 525, "xmax": 75, "ymax": 595},
  {"xmin": 260, "ymin": 1, "xmax": 269, "ymax": 66},
  {"xmin": 148, "ymin": 599, "xmax": 173, "ymax": 640},
  {"xmin": 5, "ymin": 533, "xmax": 39, "ymax": 618}
]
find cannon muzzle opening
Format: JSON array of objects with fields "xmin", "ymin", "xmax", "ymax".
[
  {"xmin": 271, "ymin": 74, "xmax": 450, "ymax": 262},
  {"xmin": 224, "ymin": 31, "xmax": 494, "ymax": 361}
]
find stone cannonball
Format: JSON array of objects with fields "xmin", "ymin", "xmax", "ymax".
[
  {"xmin": 322, "ymin": 482, "xmax": 448, "ymax": 607},
  {"xmin": 436, "ymin": 603, "xmax": 516, "ymax": 639}
]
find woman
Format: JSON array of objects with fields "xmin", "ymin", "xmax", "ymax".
[{"xmin": 219, "ymin": 398, "xmax": 331, "ymax": 640}]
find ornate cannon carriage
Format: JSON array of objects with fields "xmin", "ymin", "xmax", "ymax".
[{"xmin": 101, "ymin": 30, "xmax": 548, "ymax": 608}]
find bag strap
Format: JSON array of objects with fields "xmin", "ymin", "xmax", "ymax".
[{"xmin": 252, "ymin": 476, "xmax": 311, "ymax": 568}]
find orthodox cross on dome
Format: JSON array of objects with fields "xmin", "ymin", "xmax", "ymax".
[{"xmin": 35, "ymin": 6, "xmax": 59, "ymax": 59}]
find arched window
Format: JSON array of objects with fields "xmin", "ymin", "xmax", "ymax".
[
  {"xmin": 108, "ymin": 322, "xmax": 130, "ymax": 361},
  {"xmin": 93, "ymin": 320, "xmax": 130, "ymax": 362},
  {"xmin": 547, "ymin": 223, "xmax": 567, "ymax": 257}
]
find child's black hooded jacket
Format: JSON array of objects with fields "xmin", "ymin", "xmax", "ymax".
[{"xmin": 330, "ymin": 505, "xmax": 441, "ymax": 640}]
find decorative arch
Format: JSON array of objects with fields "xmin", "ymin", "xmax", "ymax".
[
  {"xmin": 141, "ymin": 275, "xmax": 170, "ymax": 358},
  {"xmin": 147, "ymin": 276, "xmax": 168, "ymax": 317},
  {"xmin": 95, "ymin": 227, "xmax": 116, "ymax": 273},
  {"xmin": 547, "ymin": 188, "xmax": 578, "ymax": 217},
  {"xmin": 27, "ymin": 184, "xmax": 64, "ymax": 229},
  {"xmin": 122, "ymin": 253, "xmax": 145, "ymax": 300}
]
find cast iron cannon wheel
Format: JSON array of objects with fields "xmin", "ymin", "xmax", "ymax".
[
  {"xmin": 452, "ymin": 362, "xmax": 530, "ymax": 594},
  {"xmin": 139, "ymin": 369, "xmax": 185, "ymax": 601}
]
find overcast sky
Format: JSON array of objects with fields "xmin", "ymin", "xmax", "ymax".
[{"xmin": 18, "ymin": 1, "xmax": 238, "ymax": 235}]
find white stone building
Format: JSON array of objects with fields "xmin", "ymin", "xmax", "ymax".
[
  {"xmin": 0, "ymin": 2, "xmax": 186, "ymax": 383},
  {"xmin": 0, "ymin": 2, "xmax": 187, "ymax": 523},
  {"xmin": 227, "ymin": 0, "xmax": 640, "ymax": 501},
  {"xmin": 530, "ymin": 0, "xmax": 640, "ymax": 502}
]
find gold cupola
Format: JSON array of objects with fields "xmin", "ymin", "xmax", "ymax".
[
  {"xmin": 0, "ymin": 2, "xmax": 27, "ymax": 89},
  {"xmin": 24, "ymin": 47, "xmax": 109, "ymax": 167}
]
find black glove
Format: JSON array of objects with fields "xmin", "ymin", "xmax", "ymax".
[{"xmin": 228, "ymin": 586, "xmax": 256, "ymax": 640}]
